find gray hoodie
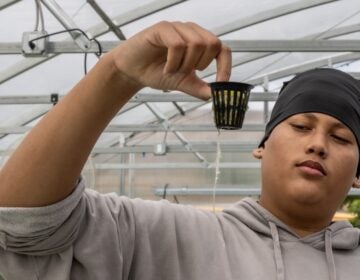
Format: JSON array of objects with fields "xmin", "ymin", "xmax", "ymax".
[{"xmin": 0, "ymin": 179, "xmax": 359, "ymax": 280}]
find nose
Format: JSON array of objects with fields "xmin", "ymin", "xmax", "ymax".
[{"xmin": 305, "ymin": 132, "xmax": 328, "ymax": 158}]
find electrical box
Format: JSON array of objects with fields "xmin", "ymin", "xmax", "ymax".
[
  {"xmin": 154, "ymin": 143, "xmax": 167, "ymax": 156},
  {"xmin": 22, "ymin": 31, "xmax": 48, "ymax": 57}
]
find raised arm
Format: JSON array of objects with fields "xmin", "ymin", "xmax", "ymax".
[{"xmin": 0, "ymin": 21, "xmax": 231, "ymax": 207}]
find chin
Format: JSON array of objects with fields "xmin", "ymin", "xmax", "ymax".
[{"xmin": 288, "ymin": 183, "xmax": 325, "ymax": 206}]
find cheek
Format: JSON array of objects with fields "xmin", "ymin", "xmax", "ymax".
[
  {"xmin": 261, "ymin": 137, "xmax": 293, "ymax": 176},
  {"xmin": 334, "ymin": 149, "xmax": 359, "ymax": 179}
]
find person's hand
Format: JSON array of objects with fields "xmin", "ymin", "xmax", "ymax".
[{"xmin": 110, "ymin": 21, "xmax": 231, "ymax": 100}]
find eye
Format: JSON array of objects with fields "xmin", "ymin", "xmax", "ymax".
[
  {"xmin": 290, "ymin": 123, "xmax": 311, "ymax": 131},
  {"xmin": 331, "ymin": 134, "xmax": 350, "ymax": 144}
]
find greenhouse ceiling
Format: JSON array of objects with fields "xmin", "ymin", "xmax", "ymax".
[{"xmin": 1, "ymin": 0, "xmax": 360, "ymax": 194}]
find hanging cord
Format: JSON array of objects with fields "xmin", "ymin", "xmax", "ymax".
[
  {"xmin": 33, "ymin": 0, "xmax": 45, "ymax": 31},
  {"xmin": 173, "ymin": 195, "xmax": 180, "ymax": 204},
  {"xmin": 212, "ymin": 131, "xmax": 222, "ymax": 213},
  {"xmin": 163, "ymin": 129, "xmax": 168, "ymax": 145},
  {"xmin": 28, "ymin": 28, "xmax": 102, "ymax": 75},
  {"xmin": 325, "ymin": 229, "xmax": 337, "ymax": 280},
  {"xmin": 162, "ymin": 183, "xmax": 169, "ymax": 199},
  {"xmin": 269, "ymin": 222, "xmax": 285, "ymax": 280},
  {"xmin": 34, "ymin": 0, "xmax": 39, "ymax": 31}
]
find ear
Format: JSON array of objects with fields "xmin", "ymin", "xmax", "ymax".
[
  {"xmin": 352, "ymin": 178, "xmax": 360, "ymax": 188},
  {"xmin": 252, "ymin": 148, "xmax": 263, "ymax": 159}
]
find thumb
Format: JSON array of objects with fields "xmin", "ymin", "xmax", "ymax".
[{"xmin": 177, "ymin": 73, "xmax": 211, "ymax": 101}]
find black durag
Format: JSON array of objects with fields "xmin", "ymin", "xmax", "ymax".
[{"xmin": 259, "ymin": 68, "xmax": 360, "ymax": 176}]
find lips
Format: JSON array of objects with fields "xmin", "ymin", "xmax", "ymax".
[{"xmin": 296, "ymin": 160, "xmax": 327, "ymax": 176}]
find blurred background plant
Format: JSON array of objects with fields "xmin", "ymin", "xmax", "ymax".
[{"xmin": 343, "ymin": 197, "xmax": 360, "ymax": 228}]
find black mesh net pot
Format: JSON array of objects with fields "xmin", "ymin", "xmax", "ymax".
[{"xmin": 210, "ymin": 81, "xmax": 253, "ymax": 129}]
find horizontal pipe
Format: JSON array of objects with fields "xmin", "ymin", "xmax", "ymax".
[
  {"xmin": 4, "ymin": 40, "xmax": 360, "ymax": 54},
  {"xmin": 154, "ymin": 187, "xmax": 360, "ymax": 196}
]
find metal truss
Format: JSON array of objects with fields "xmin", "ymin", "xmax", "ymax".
[
  {"xmin": 200, "ymin": 22, "xmax": 360, "ymax": 79},
  {"xmin": 0, "ymin": 0, "xmax": 351, "ymax": 139},
  {"xmin": 0, "ymin": 141, "xmax": 258, "ymax": 154},
  {"xmin": 91, "ymin": 142, "xmax": 258, "ymax": 154},
  {"xmin": 213, "ymin": 0, "xmax": 338, "ymax": 36},
  {"xmin": 0, "ymin": 123, "xmax": 266, "ymax": 134},
  {"xmin": 0, "ymin": 0, "xmax": 189, "ymax": 158},
  {"xmin": 246, "ymin": 53, "xmax": 360, "ymax": 85},
  {"xmin": 0, "ymin": 0, "xmax": 337, "ymax": 83},
  {"xmin": 0, "ymin": 0, "xmax": 185, "ymax": 84},
  {"xmin": 0, "ymin": 0, "xmax": 21, "ymax": 10},
  {"xmin": 86, "ymin": 0, "xmax": 126, "ymax": 40},
  {"xmin": 0, "ymin": 92, "xmax": 278, "ymax": 104},
  {"xmin": 153, "ymin": 187, "xmax": 360, "ymax": 197},
  {"xmin": 0, "ymin": 0, "xmax": 185, "ymax": 148},
  {"xmin": 145, "ymin": 102, "xmax": 209, "ymax": 164},
  {"xmin": 0, "ymin": 0, "xmax": 357, "ymax": 172},
  {"xmin": 5, "ymin": 39, "xmax": 360, "ymax": 54},
  {"xmin": 155, "ymin": 187, "xmax": 262, "ymax": 196},
  {"xmin": 95, "ymin": 162, "xmax": 261, "ymax": 170}
]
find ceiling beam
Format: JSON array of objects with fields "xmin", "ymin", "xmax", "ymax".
[
  {"xmin": 87, "ymin": 0, "xmax": 126, "ymax": 40},
  {"xmin": 200, "ymin": 23, "xmax": 360, "ymax": 79},
  {"xmin": 0, "ymin": 92, "xmax": 278, "ymax": 104},
  {"xmin": 213, "ymin": 0, "xmax": 338, "ymax": 36},
  {"xmin": 0, "ymin": 0, "xmax": 21, "ymax": 10},
  {"xmin": 0, "ymin": 0, "xmax": 335, "ymax": 82},
  {"xmin": 246, "ymin": 53, "xmax": 360, "ymax": 85},
  {"xmin": 5, "ymin": 40, "xmax": 360, "ymax": 54},
  {"xmin": 40, "ymin": 0, "xmax": 91, "ymax": 50},
  {"xmin": 154, "ymin": 187, "xmax": 261, "ymax": 196},
  {"xmin": 0, "ymin": 124, "xmax": 266, "ymax": 134},
  {"xmin": 91, "ymin": 142, "xmax": 258, "ymax": 154},
  {"xmin": 95, "ymin": 162, "xmax": 261, "ymax": 170},
  {"xmin": 154, "ymin": 186, "xmax": 360, "ymax": 196},
  {"xmin": 0, "ymin": 141, "xmax": 258, "ymax": 154}
]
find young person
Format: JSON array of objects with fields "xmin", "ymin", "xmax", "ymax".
[{"xmin": 0, "ymin": 21, "xmax": 359, "ymax": 280}]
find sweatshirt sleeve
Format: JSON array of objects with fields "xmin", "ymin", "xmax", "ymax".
[
  {"xmin": 0, "ymin": 178, "xmax": 86, "ymax": 256},
  {"xmin": 0, "ymin": 180, "xmax": 228, "ymax": 280}
]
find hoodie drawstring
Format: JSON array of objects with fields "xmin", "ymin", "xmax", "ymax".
[
  {"xmin": 325, "ymin": 229, "xmax": 337, "ymax": 280},
  {"xmin": 269, "ymin": 222, "xmax": 337, "ymax": 280},
  {"xmin": 269, "ymin": 222, "xmax": 285, "ymax": 280}
]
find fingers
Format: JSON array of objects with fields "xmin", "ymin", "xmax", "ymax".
[
  {"xmin": 152, "ymin": 21, "xmax": 231, "ymax": 80},
  {"xmin": 184, "ymin": 22, "xmax": 231, "ymax": 81},
  {"xmin": 153, "ymin": 23, "xmax": 187, "ymax": 74},
  {"xmin": 171, "ymin": 22, "xmax": 207, "ymax": 73},
  {"xmin": 216, "ymin": 45, "xmax": 232, "ymax": 82}
]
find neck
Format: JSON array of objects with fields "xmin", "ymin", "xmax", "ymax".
[
  {"xmin": 283, "ymin": 222, "xmax": 329, "ymax": 237},
  {"xmin": 258, "ymin": 198, "xmax": 333, "ymax": 237}
]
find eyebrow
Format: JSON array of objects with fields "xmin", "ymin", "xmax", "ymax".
[{"xmin": 301, "ymin": 113, "xmax": 348, "ymax": 129}]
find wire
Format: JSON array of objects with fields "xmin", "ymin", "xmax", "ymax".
[
  {"xmin": 84, "ymin": 52, "xmax": 89, "ymax": 75},
  {"xmin": 38, "ymin": 0, "xmax": 45, "ymax": 31},
  {"xmin": 33, "ymin": 0, "xmax": 45, "ymax": 31},
  {"xmin": 162, "ymin": 129, "xmax": 168, "ymax": 144},
  {"xmin": 34, "ymin": 0, "xmax": 40, "ymax": 31},
  {"xmin": 28, "ymin": 28, "xmax": 103, "ymax": 75}
]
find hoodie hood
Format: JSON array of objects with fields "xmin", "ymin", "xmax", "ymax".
[
  {"xmin": 223, "ymin": 197, "xmax": 360, "ymax": 280},
  {"xmin": 223, "ymin": 197, "xmax": 360, "ymax": 250}
]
